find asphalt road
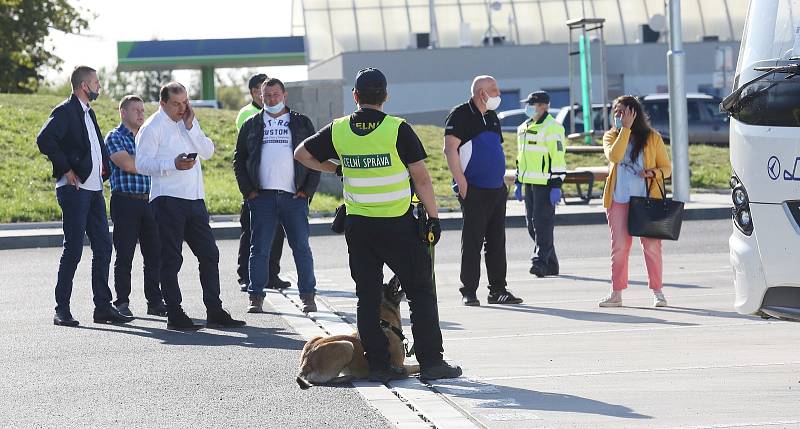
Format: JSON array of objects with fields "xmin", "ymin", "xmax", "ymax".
[
  {"xmin": 307, "ymin": 217, "xmax": 733, "ymax": 270},
  {"xmin": 0, "ymin": 241, "xmax": 390, "ymax": 428},
  {"xmin": 5, "ymin": 219, "xmax": 796, "ymax": 429}
]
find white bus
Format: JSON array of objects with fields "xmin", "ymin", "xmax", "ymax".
[{"xmin": 721, "ymin": 0, "xmax": 800, "ymax": 320}]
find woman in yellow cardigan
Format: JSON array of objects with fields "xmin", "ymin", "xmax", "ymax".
[{"xmin": 599, "ymin": 95, "xmax": 672, "ymax": 308}]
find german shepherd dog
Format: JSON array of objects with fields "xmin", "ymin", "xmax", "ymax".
[{"xmin": 296, "ymin": 276, "xmax": 419, "ymax": 389}]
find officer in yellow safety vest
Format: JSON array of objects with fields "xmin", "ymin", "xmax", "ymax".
[
  {"xmin": 294, "ymin": 68, "xmax": 462, "ymax": 383},
  {"xmin": 514, "ymin": 91, "xmax": 567, "ymax": 277}
]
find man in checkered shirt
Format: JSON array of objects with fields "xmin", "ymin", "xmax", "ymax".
[{"xmin": 105, "ymin": 95, "xmax": 166, "ymax": 318}]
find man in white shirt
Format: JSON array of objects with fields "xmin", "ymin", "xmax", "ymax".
[
  {"xmin": 135, "ymin": 82, "xmax": 245, "ymax": 331},
  {"xmin": 233, "ymin": 78, "xmax": 320, "ymax": 313},
  {"xmin": 36, "ymin": 65, "xmax": 134, "ymax": 327}
]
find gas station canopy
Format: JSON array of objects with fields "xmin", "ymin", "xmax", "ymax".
[
  {"xmin": 116, "ymin": 36, "xmax": 306, "ymax": 99},
  {"xmin": 116, "ymin": 36, "xmax": 306, "ymax": 70}
]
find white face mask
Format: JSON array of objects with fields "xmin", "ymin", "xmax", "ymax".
[
  {"xmin": 484, "ymin": 93, "xmax": 501, "ymax": 111},
  {"xmin": 265, "ymin": 101, "xmax": 285, "ymax": 114}
]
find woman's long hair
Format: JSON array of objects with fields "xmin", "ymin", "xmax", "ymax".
[{"xmin": 613, "ymin": 95, "xmax": 655, "ymax": 163}]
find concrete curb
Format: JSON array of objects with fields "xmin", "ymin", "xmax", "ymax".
[{"xmin": 0, "ymin": 206, "xmax": 731, "ymax": 251}]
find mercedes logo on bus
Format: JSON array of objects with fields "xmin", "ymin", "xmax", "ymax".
[{"xmin": 767, "ymin": 156, "xmax": 781, "ymax": 181}]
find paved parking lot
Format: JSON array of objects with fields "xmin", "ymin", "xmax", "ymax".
[{"xmin": 2, "ymin": 219, "xmax": 798, "ymax": 428}]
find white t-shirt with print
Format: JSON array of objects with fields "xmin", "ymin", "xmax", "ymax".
[{"xmin": 258, "ymin": 112, "xmax": 296, "ymax": 193}]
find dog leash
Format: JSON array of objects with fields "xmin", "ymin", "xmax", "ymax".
[{"xmin": 380, "ymin": 319, "xmax": 413, "ymax": 357}]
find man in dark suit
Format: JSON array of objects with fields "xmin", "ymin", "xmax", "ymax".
[{"xmin": 36, "ymin": 65, "xmax": 134, "ymax": 327}]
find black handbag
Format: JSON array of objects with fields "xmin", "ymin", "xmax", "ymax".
[{"xmin": 627, "ymin": 171, "xmax": 684, "ymax": 240}]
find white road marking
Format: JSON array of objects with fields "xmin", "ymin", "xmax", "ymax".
[
  {"xmin": 263, "ymin": 289, "xmax": 432, "ymax": 429},
  {"xmin": 442, "ymin": 321, "xmax": 768, "ymax": 341},
  {"xmin": 655, "ymin": 420, "xmax": 800, "ymax": 429},
  {"xmin": 270, "ymin": 277, "xmax": 484, "ymax": 429},
  {"xmin": 479, "ymin": 361, "xmax": 800, "ymax": 381}
]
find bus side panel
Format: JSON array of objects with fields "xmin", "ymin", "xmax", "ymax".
[
  {"xmin": 730, "ymin": 229, "xmax": 768, "ymax": 315},
  {"xmin": 749, "ymin": 203, "xmax": 800, "ymax": 288},
  {"xmin": 729, "ymin": 121, "xmax": 800, "ymax": 204}
]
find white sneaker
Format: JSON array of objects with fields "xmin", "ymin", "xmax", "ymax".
[
  {"xmin": 653, "ymin": 291, "xmax": 668, "ymax": 307},
  {"xmin": 598, "ymin": 291, "xmax": 622, "ymax": 307}
]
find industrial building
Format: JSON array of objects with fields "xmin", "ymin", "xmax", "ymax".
[{"xmin": 290, "ymin": 0, "xmax": 746, "ymax": 126}]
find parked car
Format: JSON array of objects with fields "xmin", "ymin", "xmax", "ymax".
[
  {"xmin": 503, "ymin": 93, "xmax": 730, "ymax": 145},
  {"xmin": 554, "ymin": 103, "xmax": 612, "ymax": 136},
  {"xmin": 640, "ymin": 93, "xmax": 729, "ymax": 145},
  {"xmin": 498, "ymin": 108, "xmax": 561, "ymax": 132},
  {"xmin": 189, "ymin": 99, "xmax": 221, "ymax": 109}
]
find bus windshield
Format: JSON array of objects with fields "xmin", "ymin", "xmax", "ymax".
[
  {"xmin": 730, "ymin": 0, "xmax": 800, "ymax": 127},
  {"xmin": 737, "ymin": 0, "xmax": 800, "ymax": 74}
]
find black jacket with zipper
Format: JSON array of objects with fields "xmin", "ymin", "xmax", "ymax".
[{"xmin": 233, "ymin": 107, "xmax": 320, "ymax": 199}]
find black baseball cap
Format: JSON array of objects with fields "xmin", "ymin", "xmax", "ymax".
[
  {"xmin": 354, "ymin": 68, "xmax": 387, "ymax": 92},
  {"xmin": 522, "ymin": 91, "xmax": 550, "ymax": 105},
  {"xmin": 248, "ymin": 73, "xmax": 268, "ymax": 90}
]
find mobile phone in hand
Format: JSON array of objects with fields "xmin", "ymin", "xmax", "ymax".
[{"xmin": 184, "ymin": 152, "xmax": 198, "ymax": 160}]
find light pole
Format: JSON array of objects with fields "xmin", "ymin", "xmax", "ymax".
[
  {"xmin": 429, "ymin": 0, "xmax": 438, "ymax": 48},
  {"xmin": 667, "ymin": 0, "xmax": 691, "ymax": 202}
]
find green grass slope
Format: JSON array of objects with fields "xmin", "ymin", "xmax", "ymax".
[{"xmin": 0, "ymin": 93, "xmax": 731, "ymax": 222}]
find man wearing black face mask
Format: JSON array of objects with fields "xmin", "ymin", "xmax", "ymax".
[{"xmin": 37, "ymin": 65, "xmax": 133, "ymax": 327}]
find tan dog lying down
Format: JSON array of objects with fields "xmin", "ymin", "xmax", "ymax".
[{"xmin": 296, "ymin": 276, "xmax": 418, "ymax": 389}]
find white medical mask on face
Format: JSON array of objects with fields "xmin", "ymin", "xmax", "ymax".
[
  {"xmin": 265, "ymin": 101, "xmax": 285, "ymax": 114},
  {"xmin": 485, "ymin": 95, "xmax": 501, "ymax": 111},
  {"xmin": 525, "ymin": 105, "xmax": 535, "ymax": 118},
  {"xmin": 613, "ymin": 116, "xmax": 623, "ymax": 129}
]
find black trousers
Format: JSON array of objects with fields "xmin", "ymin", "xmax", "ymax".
[
  {"xmin": 524, "ymin": 184, "xmax": 559, "ymax": 271},
  {"xmin": 110, "ymin": 193, "xmax": 163, "ymax": 307},
  {"xmin": 151, "ymin": 196, "xmax": 222, "ymax": 313},
  {"xmin": 344, "ymin": 210, "xmax": 444, "ymax": 369},
  {"xmin": 237, "ymin": 201, "xmax": 284, "ymax": 285},
  {"xmin": 54, "ymin": 186, "xmax": 113, "ymax": 312},
  {"xmin": 458, "ymin": 185, "xmax": 508, "ymax": 295}
]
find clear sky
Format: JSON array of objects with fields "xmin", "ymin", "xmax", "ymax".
[{"xmin": 46, "ymin": 0, "xmax": 307, "ymax": 86}]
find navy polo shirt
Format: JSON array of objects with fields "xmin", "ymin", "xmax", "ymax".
[{"xmin": 444, "ymin": 99, "xmax": 506, "ymax": 189}]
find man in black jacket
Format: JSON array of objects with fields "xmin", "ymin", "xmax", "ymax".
[
  {"xmin": 36, "ymin": 65, "xmax": 134, "ymax": 326},
  {"xmin": 233, "ymin": 78, "xmax": 321, "ymax": 313}
]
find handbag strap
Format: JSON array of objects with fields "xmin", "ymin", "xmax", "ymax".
[{"xmin": 643, "ymin": 169, "xmax": 668, "ymax": 207}]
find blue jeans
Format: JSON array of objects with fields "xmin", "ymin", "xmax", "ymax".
[
  {"xmin": 55, "ymin": 186, "xmax": 113, "ymax": 312},
  {"xmin": 248, "ymin": 190, "xmax": 316, "ymax": 296}
]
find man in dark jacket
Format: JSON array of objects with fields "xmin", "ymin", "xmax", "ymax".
[
  {"xmin": 36, "ymin": 65, "xmax": 134, "ymax": 326},
  {"xmin": 233, "ymin": 77, "xmax": 321, "ymax": 313}
]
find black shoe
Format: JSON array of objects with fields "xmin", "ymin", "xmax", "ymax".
[
  {"xmin": 114, "ymin": 303, "xmax": 134, "ymax": 318},
  {"xmin": 266, "ymin": 277, "xmax": 291, "ymax": 290},
  {"xmin": 206, "ymin": 308, "xmax": 246, "ymax": 329},
  {"xmin": 94, "ymin": 306, "xmax": 135, "ymax": 324},
  {"xmin": 530, "ymin": 262, "xmax": 559, "ymax": 277},
  {"xmin": 53, "ymin": 310, "xmax": 79, "ymax": 327},
  {"xmin": 488, "ymin": 290, "xmax": 524, "ymax": 305},
  {"xmin": 461, "ymin": 293, "xmax": 480, "ymax": 306},
  {"xmin": 146, "ymin": 302, "xmax": 168, "ymax": 317},
  {"xmin": 420, "ymin": 361, "xmax": 463, "ymax": 381},
  {"xmin": 166, "ymin": 310, "xmax": 203, "ymax": 331},
  {"xmin": 529, "ymin": 262, "xmax": 547, "ymax": 278},
  {"xmin": 368, "ymin": 365, "xmax": 408, "ymax": 383}
]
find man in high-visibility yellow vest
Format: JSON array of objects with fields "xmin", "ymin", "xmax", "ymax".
[
  {"xmin": 514, "ymin": 91, "xmax": 566, "ymax": 277},
  {"xmin": 294, "ymin": 68, "xmax": 462, "ymax": 383}
]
